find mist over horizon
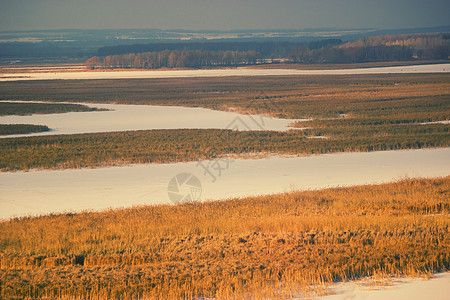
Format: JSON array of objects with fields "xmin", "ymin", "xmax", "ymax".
[{"xmin": 1, "ymin": 0, "xmax": 449, "ymax": 32}]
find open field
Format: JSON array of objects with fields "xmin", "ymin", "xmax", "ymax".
[{"xmin": 1, "ymin": 177, "xmax": 449, "ymax": 299}]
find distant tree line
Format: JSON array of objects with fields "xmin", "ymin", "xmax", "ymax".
[
  {"xmin": 96, "ymin": 41, "xmax": 314, "ymax": 57},
  {"xmin": 288, "ymin": 45, "xmax": 415, "ymax": 63},
  {"xmin": 86, "ymin": 50, "xmax": 263, "ymax": 69},
  {"xmin": 289, "ymin": 33, "xmax": 450, "ymax": 63},
  {"xmin": 86, "ymin": 39, "xmax": 343, "ymax": 69},
  {"xmin": 86, "ymin": 33, "xmax": 449, "ymax": 69}
]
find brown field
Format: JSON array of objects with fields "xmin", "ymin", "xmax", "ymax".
[{"xmin": 1, "ymin": 177, "xmax": 449, "ymax": 299}]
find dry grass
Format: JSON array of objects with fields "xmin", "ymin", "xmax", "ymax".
[
  {"xmin": 1, "ymin": 126, "xmax": 448, "ymax": 171},
  {"xmin": 1, "ymin": 72, "xmax": 449, "ymax": 298},
  {"xmin": 1, "ymin": 74, "xmax": 448, "ymax": 171},
  {"xmin": 1, "ymin": 177, "xmax": 449, "ymax": 299},
  {"xmin": 0, "ymin": 102, "xmax": 105, "ymax": 116},
  {"xmin": 1, "ymin": 74, "xmax": 449, "ymax": 119},
  {"xmin": 0, "ymin": 124, "xmax": 50, "ymax": 136}
]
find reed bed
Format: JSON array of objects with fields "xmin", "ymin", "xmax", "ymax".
[{"xmin": 1, "ymin": 177, "xmax": 449, "ymax": 299}]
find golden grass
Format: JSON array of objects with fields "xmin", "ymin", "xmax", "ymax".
[{"xmin": 1, "ymin": 177, "xmax": 449, "ymax": 299}]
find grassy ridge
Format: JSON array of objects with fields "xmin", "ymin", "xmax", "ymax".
[
  {"xmin": 0, "ymin": 124, "xmax": 448, "ymax": 171},
  {"xmin": 1, "ymin": 177, "xmax": 449, "ymax": 298},
  {"xmin": 0, "ymin": 124, "xmax": 50, "ymax": 136},
  {"xmin": 0, "ymin": 102, "xmax": 106, "ymax": 116}
]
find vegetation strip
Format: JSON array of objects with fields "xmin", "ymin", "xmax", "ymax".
[
  {"xmin": 0, "ymin": 125, "xmax": 448, "ymax": 171},
  {"xmin": 0, "ymin": 124, "xmax": 50, "ymax": 136},
  {"xmin": 1, "ymin": 74, "xmax": 448, "ymax": 119},
  {"xmin": 0, "ymin": 102, "xmax": 107, "ymax": 116},
  {"xmin": 1, "ymin": 177, "xmax": 448, "ymax": 298}
]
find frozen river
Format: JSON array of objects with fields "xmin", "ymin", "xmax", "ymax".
[
  {"xmin": 1, "ymin": 148, "xmax": 448, "ymax": 219},
  {"xmin": 0, "ymin": 101, "xmax": 306, "ymax": 137},
  {"xmin": 1, "ymin": 63, "xmax": 449, "ymax": 81}
]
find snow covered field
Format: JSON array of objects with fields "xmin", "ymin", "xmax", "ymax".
[{"xmin": 1, "ymin": 63, "xmax": 449, "ymax": 81}]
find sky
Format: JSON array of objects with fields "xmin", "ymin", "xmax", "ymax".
[{"xmin": 1, "ymin": 0, "xmax": 449, "ymax": 31}]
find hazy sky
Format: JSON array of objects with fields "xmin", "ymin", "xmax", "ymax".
[{"xmin": 1, "ymin": 0, "xmax": 449, "ymax": 31}]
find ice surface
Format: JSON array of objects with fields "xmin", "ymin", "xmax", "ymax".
[
  {"xmin": 0, "ymin": 101, "xmax": 306, "ymax": 137},
  {"xmin": 1, "ymin": 148, "xmax": 448, "ymax": 219},
  {"xmin": 1, "ymin": 64, "xmax": 449, "ymax": 81}
]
